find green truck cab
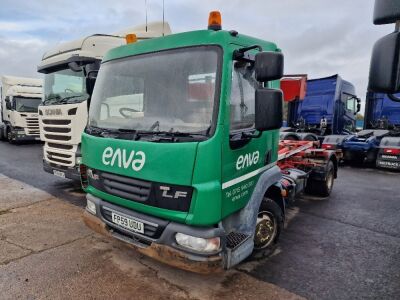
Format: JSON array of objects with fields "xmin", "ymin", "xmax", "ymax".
[{"xmin": 81, "ymin": 14, "xmax": 290, "ymax": 273}]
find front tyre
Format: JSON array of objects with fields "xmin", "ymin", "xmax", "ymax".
[
  {"xmin": 7, "ymin": 127, "xmax": 15, "ymax": 144},
  {"xmin": 253, "ymin": 198, "xmax": 283, "ymax": 250}
]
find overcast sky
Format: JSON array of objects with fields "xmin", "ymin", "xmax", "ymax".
[{"xmin": 0, "ymin": 0, "xmax": 394, "ymax": 108}]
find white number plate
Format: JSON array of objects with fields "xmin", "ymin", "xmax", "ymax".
[
  {"xmin": 53, "ymin": 170, "xmax": 65, "ymax": 178},
  {"xmin": 111, "ymin": 212, "xmax": 144, "ymax": 234}
]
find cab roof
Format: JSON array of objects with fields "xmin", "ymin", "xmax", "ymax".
[{"xmin": 103, "ymin": 29, "xmax": 279, "ymax": 63}]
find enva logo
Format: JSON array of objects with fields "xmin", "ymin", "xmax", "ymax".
[
  {"xmin": 236, "ymin": 151, "xmax": 260, "ymax": 170},
  {"xmin": 102, "ymin": 147, "xmax": 146, "ymax": 171}
]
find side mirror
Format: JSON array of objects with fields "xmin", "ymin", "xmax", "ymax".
[
  {"xmin": 254, "ymin": 52, "xmax": 284, "ymax": 82},
  {"xmin": 356, "ymin": 99, "xmax": 361, "ymax": 113},
  {"xmin": 255, "ymin": 88, "xmax": 283, "ymax": 131},
  {"xmin": 85, "ymin": 71, "xmax": 98, "ymax": 96},
  {"xmin": 5, "ymin": 98, "xmax": 11, "ymax": 110},
  {"xmin": 373, "ymin": 0, "xmax": 400, "ymax": 25},
  {"xmin": 368, "ymin": 31, "xmax": 400, "ymax": 93}
]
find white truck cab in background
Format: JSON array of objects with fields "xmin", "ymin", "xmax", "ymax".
[
  {"xmin": 37, "ymin": 22, "xmax": 171, "ymax": 180},
  {"xmin": 0, "ymin": 76, "xmax": 43, "ymax": 143}
]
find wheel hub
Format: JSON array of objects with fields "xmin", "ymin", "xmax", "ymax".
[{"xmin": 254, "ymin": 212, "xmax": 277, "ymax": 249}]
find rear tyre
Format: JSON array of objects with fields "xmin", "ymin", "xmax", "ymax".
[
  {"xmin": 305, "ymin": 160, "xmax": 335, "ymax": 197},
  {"xmin": 253, "ymin": 198, "xmax": 283, "ymax": 251}
]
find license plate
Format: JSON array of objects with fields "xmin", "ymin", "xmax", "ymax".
[
  {"xmin": 377, "ymin": 160, "xmax": 400, "ymax": 169},
  {"xmin": 111, "ymin": 212, "xmax": 144, "ymax": 234},
  {"xmin": 53, "ymin": 170, "xmax": 65, "ymax": 178}
]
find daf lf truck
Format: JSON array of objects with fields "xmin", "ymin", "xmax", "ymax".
[
  {"xmin": 0, "ymin": 76, "xmax": 42, "ymax": 143},
  {"xmin": 38, "ymin": 22, "xmax": 171, "ymax": 180},
  {"xmin": 80, "ymin": 12, "xmax": 340, "ymax": 273}
]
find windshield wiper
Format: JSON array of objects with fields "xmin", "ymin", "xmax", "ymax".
[
  {"xmin": 58, "ymin": 94, "xmax": 87, "ymax": 104},
  {"xmin": 43, "ymin": 95, "xmax": 61, "ymax": 105}
]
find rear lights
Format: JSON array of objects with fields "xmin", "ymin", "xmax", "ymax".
[
  {"xmin": 322, "ymin": 144, "xmax": 336, "ymax": 150},
  {"xmin": 383, "ymin": 148, "xmax": 400, "ymax": 155},
  {"xmin": 80, "ymin": 164, "xmax": 88, "ymax": 189}
]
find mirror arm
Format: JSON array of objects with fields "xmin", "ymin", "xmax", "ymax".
[
  {"xmin": 242, "ymin": 130, "xmax": 262, "ymax": 139},
  {"xmin": 233, "ymin": 45, "xmax": 263, "ymax": 62},
  {"xmin": 387, "ymin": 93, "xmax": 400, "ymax": 102}
]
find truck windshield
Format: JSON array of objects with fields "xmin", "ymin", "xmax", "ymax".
[
  {"xmin": 42, "ymin": 68, "xmax": 89, "ymax": 106},
  {"xmin": 14, "ymin": 97, "xmax": 41, "ymax": 113},
  {"xmin": 88, "ymin": 46, "xmax": 221, "ymax": 136}
]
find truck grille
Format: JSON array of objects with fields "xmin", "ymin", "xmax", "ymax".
[
  {"xmin": 48, "ymin": 143, "xmax": 73, "ymax": 150},
  {"xmin": 46, "ymin": 150, "xmax": 73, "ymax": 165},
  {"xmin": 101, "ymin": 206, "xmax": 161, "ymax": 238},
  {"xmin": 42, "ymin": 119, "xmax": 71, "ymax": 125},
  {"xmin": 88, "ymin": 169, "xmax": 193, "ymax": 212},
  {"xmin": 44, "ymin": 134, "xmax": 71, "ymax": 141},
  {"xmin": 41, "ymin": 116, "xmax": 73, "ymax": 144},
  {"xmin": 101, "ymin": 172, "xmax": 151, "ymax": 202},
  {"xmin": 43, "ymin": 127, "xmax": 71, "ymax": 133},
  {"xmin": 25, "ymin": 117, "xmax": 39, "ymax": 135}
]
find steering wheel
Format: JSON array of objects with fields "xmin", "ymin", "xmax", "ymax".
[
  {"xmin": 119, "ymin": 107, "xmax": 139, "ymax": 118},
  {"xmin": 64, "ymin": 88, "xmax": 75, "ymax": 93}
]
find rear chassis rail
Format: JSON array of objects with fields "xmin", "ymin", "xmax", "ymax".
[
  {"xmin": 278, "ymin": 140, "xmax": 341, "ymax": 171},
  {"xmin": 277, "ymin": 140, "xmax": 340, "ymax": 201}
]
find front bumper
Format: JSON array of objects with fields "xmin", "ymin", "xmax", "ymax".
[
  {"xmin": 13, "ymin": 132, "xmax": 40, "ymax": 142},
  {"xmin": 84, "ymin": 194, "xmax": 224, "ymax": 273},
  {"xmin": 43, "ymin": 160, "xmax": 81, "ymax": 181}
]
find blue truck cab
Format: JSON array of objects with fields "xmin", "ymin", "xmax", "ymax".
[
  {"xmin": 323, "ymin": 92, "xmax": 400, "ymax": 168},
  {"xmin": 282, "ymin": 75, "xmax": 360, "ymax": 141}
]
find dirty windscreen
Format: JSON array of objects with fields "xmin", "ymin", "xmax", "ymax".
[{"xmin": 88, "ymin": 46, "xmax": 221, "ymax": 134}]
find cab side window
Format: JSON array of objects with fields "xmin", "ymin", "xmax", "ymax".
[
  {"xmin": 342, "ymin": 93, "xmax": 356, "ymax": 113},
  {"xmin": 230, "ymin": 62, "xmax": 259, "ymax": 131}
]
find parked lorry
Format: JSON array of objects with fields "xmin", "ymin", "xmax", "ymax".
[
  {"xmin": 37, "ymin": 22, "xmax": 171, "ymax": 180},
  {"xmin": 80, "ymin": 12, "xmax": 341, "ymax": 273},
  {"xmin": 0, "ymin": 76, "xmax": 42, "ymax": 143},
  {"xmin": 281, "ymin": 75, "xmax": 360, "ymax": 142},
  {"xmin": 322, "ymin": 92, "xmax": 400, "ymax": 169}
]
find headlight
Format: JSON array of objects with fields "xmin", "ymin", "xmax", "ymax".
[
  {"xmin": 175, "ymin": 233, "xmax": 220, "ymax": 253},
  {"xmin": 76, "ymin": 157, "xmax": 82, "ymax": 165},
  {"xmin": 86, "ymin": 199, "xmax": 96, "ymax": 215}
]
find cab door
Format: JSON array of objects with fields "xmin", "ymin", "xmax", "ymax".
[
  {"xmin": 341, "ymin": 92, "xmax": 357, "ymax": 133},
  {"xmin": 221, "ymin": 59, "xmax": 276, "ymax": 218}
]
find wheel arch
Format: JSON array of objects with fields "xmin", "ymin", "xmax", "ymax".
[
  {"xmin": 264, "ymin": 184, "xmax": 285, "ymax": 218},
  {"xmin": 221, "ymin": 165, "xmax": 282, "ymax": 237}
]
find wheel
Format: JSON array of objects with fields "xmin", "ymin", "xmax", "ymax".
[
  {"xmin": 6, "ymin": 127, "xmax": 14, "ymax": 144},
  {"xmin": 253, "ymin": 198, "xmax": 284, "ymax": 250},
  {"xmin": 305, "ymin": 160, "xmax": 335, "ymax": 197}
]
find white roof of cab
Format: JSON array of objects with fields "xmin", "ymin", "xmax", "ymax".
[
  {"xmin": 1, "ymin": 75, "xmax": 42, "ymax": 87},
  {"xmin": 39, "ymin": 21, "xmax": 171, "ymax": 70}
]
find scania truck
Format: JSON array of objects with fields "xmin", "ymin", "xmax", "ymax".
[
  {"xmin": 38, "ymin": 22, "xmax": 171, "ymax": 180},
  {"xmin": 281, "ymin": 75, "xmax": 360, "ymax": 142},
  {"xmin": 0, "ymin": 76, "xmax": 42, "ymax": 143},
  {"xmin": 80, "ymin": 12, "xmax": 340, "ymax": 273}
]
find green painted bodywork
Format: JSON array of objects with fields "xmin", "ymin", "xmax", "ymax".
[{"xmin": 82, "ymin": 29, "xmax": 280, "ymax": 226}]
